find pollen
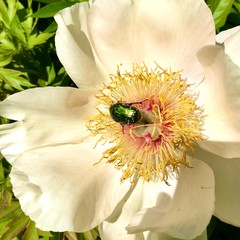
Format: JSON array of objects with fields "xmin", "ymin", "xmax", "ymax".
[{"xmin": 86, "ymin": 64, "xmax": 204, "ymax": 183}]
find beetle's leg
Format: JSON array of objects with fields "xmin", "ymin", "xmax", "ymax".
[
  {"xmin": 121, "ymin": 124, "xmax": 125, "ymax": 134},
  {"xmin": 165, "ymin": 180, "xmax": 170, "ymax": 186}
]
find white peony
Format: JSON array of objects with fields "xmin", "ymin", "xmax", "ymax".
[{"xmin": 0, "ymin": 0, "xmax": 240, "ymax": 239}]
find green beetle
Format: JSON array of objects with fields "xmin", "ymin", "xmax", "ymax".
[{"xmin": 109, "ymin": 102, "xmax": 142, "ymax": 125}]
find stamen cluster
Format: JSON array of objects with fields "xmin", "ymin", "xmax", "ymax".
[{"xmin": 86, "ymin": 65, "xmax": 204, "ymax": 183}]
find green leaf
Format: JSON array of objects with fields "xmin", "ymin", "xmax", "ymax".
[
  {"xmin": 0, "ymin": 35, "xmax": 16, "ymax": 51},
  {"xmin": 212, "ymin": 0, "xmax": 235, "ymax": 29},
  {"xmin": 38, "ymin": 63, "xmax": 58, "ymax": 87},
  {"xmin": 44, "ymin": 20, "xmax": 57, "ymax": 33},
  {"xmin": 0, "ymin": 68, "xmax": 34, "ymax": 90},
  {"xmin": 0, "ymin": 31, "xmax": 15, "ymax": 66},
  {"xmin": 9, "ymin": 15, "xmax": 27, "ymax": 44},
  {"xmin": 19, "ymin": 7, "xmax": 35, "ymax": 36},
  {"xmin": 206, "ymin": 0, "xmax": 221, "ymax": 12},
  {"xmin": 1, "ymin": 214, "xmax": 29, "ymax": 240},
  {"xmin": 34, "ymin": 0, "xmax": 64, "ymax": 3},
  {"xmin": 64, "ymin": 231, "xmax": 78, "ymax": 240},
  {"xmin": 47, "ymin": 63, "xmax": 56, "ymax": 83},
  {"xmin": 5, "ymin": 0, "xmax": 19, "ymax": 25},
  {"xmin": 0, "ymin": 189, "xmax": 12, "ymax": 206},
  {"xmin": 22, "ymin": 221, "xmax": 39, "ymax": 240},
  {"xmin": 83, "ymin": 231, "xmax": 95, "ymax": 240},
  {"xmin": 0, "ymin": 1, "xmax": 11, "ymax": 27},
  {"xmin": 0, "ymin": 217, "xmax": 12, "ymax": 237},
  {"xmin": 0, "ymin": 202, "xmax": 19, "ymax": 220},
  {"xmin": 38, "ymin": 229, "xmax": 52, "ymax": 239},
  {"xmin": 89, "ymin": 229, "xmax": 99, "ymax": 239},
  {"xmin": 0, "ymin": 161, "xmax": 4, "ymax": 179},
  {"xmin": 234, "ymin": 1, "xmax": 240, "ymax": 12},
  {"xmin": 28, "ymin": 32, "xmax": 55, "ymax": 48},
  {"xmin": 31, "ymin": 2, "xmax": 78, "ymax": 18},
  {"xmin": 0, "ymin": 51, "xmax": 14, "ymax": 67}
]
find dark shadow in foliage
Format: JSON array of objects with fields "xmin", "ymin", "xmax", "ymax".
[{"xmin": 208, "ymin": 216, "xmax": 240, "ymax": 240}]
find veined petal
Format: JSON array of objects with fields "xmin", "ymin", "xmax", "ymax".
[
  {"xmin": 54, "ymin": 2, "xmax": 108, "ymax": 88},
  {"xmin": 88, "ymin": 0, "xmax": 215, "ymax": 83},
  {"xmin": 196, "ymin": 148, "xmax": 240, "ymax": 227},
  {"xmin": 216, "ymin": 26, "xmax": 240, "ymax": 67},
  {"xmin": 10, "ymin": 143, "xmax": 132, "ymax": 232},
  {"xmin": 0, "ymin": 87, "xmax": 96, "ymax": 163},
  {"xmin": 127, "ymin": 160, "xmax": 214, "ymax": 239},
  {"xmin": 197, "ymin": 45, "xmax": 240, "ymax": 158}
]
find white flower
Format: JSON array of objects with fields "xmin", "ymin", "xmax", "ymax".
[{"xmin": 0, "ymin": 0, "xmax": 240, "ymax": 240}]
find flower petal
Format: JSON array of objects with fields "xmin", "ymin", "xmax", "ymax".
[
  {"xmin": 100, "ymin": 222, "xmax": 207, "ymax": 240},
  {"xmin": 216, "ymin": 26, "xmax": 240, "ymax": 67},
  {"xmin": 216, "ymin": 26, "xmax": 240, "ymax": 43},
  {"xmin": 133, "ymin": 0, "xmax": 215, "ymax": 81},
  {"xmin": 99, "ymin": 171, "xmax": 178, "ymax": 239},
  {"xmin": 145, "ymin": 230, "xmax": 207, "ymax": 240},
  {"xmin": 99, "ymin": 179, "xmax": 145, "ymax": 240},
  {"xmin": 99, "ymin": 183, "xmax": 181, "ymax": 240},
  {"xmin": 10, "ymin": 143, "xmax": 131, "ymax": 232},
  {"xmin": 127, "ymin": 160, "xmax": 214, "ymax": 239},
  {"xmin": 0, "ymin": 87, "xmax": 96, "ymax": 163},
  {"xmin": 99, "ymin": 222, "xmax": 144, "ymax": 240},
  {"xmin": 197, "ymin": 45, "xmax": 240, "ymax": 158},
  {"xmin": 88, "ymin": 0, "xmax": 215, "ymax": 82},
  {"xmin": 54, "ymin": 2, "xmax": 108, "ymax": 88},
  {"xmin": 87, "ymin": 0, "xmax": 138, "ymax": 72},
  {"xmin": 196, "ymin": 147, "xmax": 240, "ymax": 227}
]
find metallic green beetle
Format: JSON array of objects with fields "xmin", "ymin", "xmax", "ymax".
[{"xmin": 109, "ymin": 102, "xmax": 142, "ymax": 125}]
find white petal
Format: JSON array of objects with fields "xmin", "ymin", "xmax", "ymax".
[
  {"xmin": 99, "ymin": 223, "xmax": 144, "ymax": 240},
  {"xmin": 216, "ymin": 26, "xmax": 240, "ymax": 44},
  {"xmin": 54, "ymin": 3, "xmax": 108, "ymax": 88},
  {"xmin": 198, "ymin": 141, "xmax": 240, "ymax": 160},
  {"xmin": 100, "ymin": 160, "xmax": 213, "ymax": 240},
  {"xmin": 99, "ymin": 174, "xmax": 178, "ymax": 240},
  {"xmin": 127, "ymin": 160, "xmax": 215, "ymax": 239},
  {"xmin": 145, "ymin": 230, "xmax": 207, "ymax": 240},
  {"xmin": 87, "ymin": 0, "xmax": 138, "ymax": 72},
  {"xmin": 217, "ymin": 27, "xmax": 240, "ymax": 67},
  {"xmin": 196, "ymin": 147, "xmax": 240, "ymax": 227},
  {"xmin": 100, "ymin": 222, "xmax": 207, "ymax": 240},
  {"xmin": 216, "ymin": 26, "xmax": 240, "ymax": 67},
  {"xmin": 197, "ymin": 45, "xmax": 240, "ymax": 158},
  {"xmin": 133, "ymin": 0, "xmax": 215, "ymax": 81},
  {"xmin": 99, "ymin": 179, "xmax": 145, "ymax": 240},
  {"xmin": 100, "ymin": 225, "xmax": 207, "ymax": 240},
  {"xmin": 11, "ymin": 143, "xmax": 131, "ymax": 232},
  {"xmin": 194, "ymin": 231, "xmax": 208, "ymax": 240},
  {"xmin": 0, "ymin": 87, "xmax": 96, "ymax": 163},
  {"xmin": 88, "ymin": 0, "xmax": 215, "ymax": 82}
]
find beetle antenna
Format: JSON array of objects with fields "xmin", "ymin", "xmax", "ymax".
[{"xmin": 128, "ymin": 99, "xmax": 148, "ymax": 106}]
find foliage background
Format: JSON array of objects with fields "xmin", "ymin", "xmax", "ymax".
[{"xmin": 0, "ymin": 0, "xmax": 240, "ymax": 239}]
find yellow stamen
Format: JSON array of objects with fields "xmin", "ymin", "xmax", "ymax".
[{"xmin": 86, "ymin": 64, "xmax": 204, "ymax": 183}]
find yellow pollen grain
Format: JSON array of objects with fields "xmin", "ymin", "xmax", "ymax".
[{"xmin": 85, "ymin": 64, "xmax": 204, "ymax": 183}]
